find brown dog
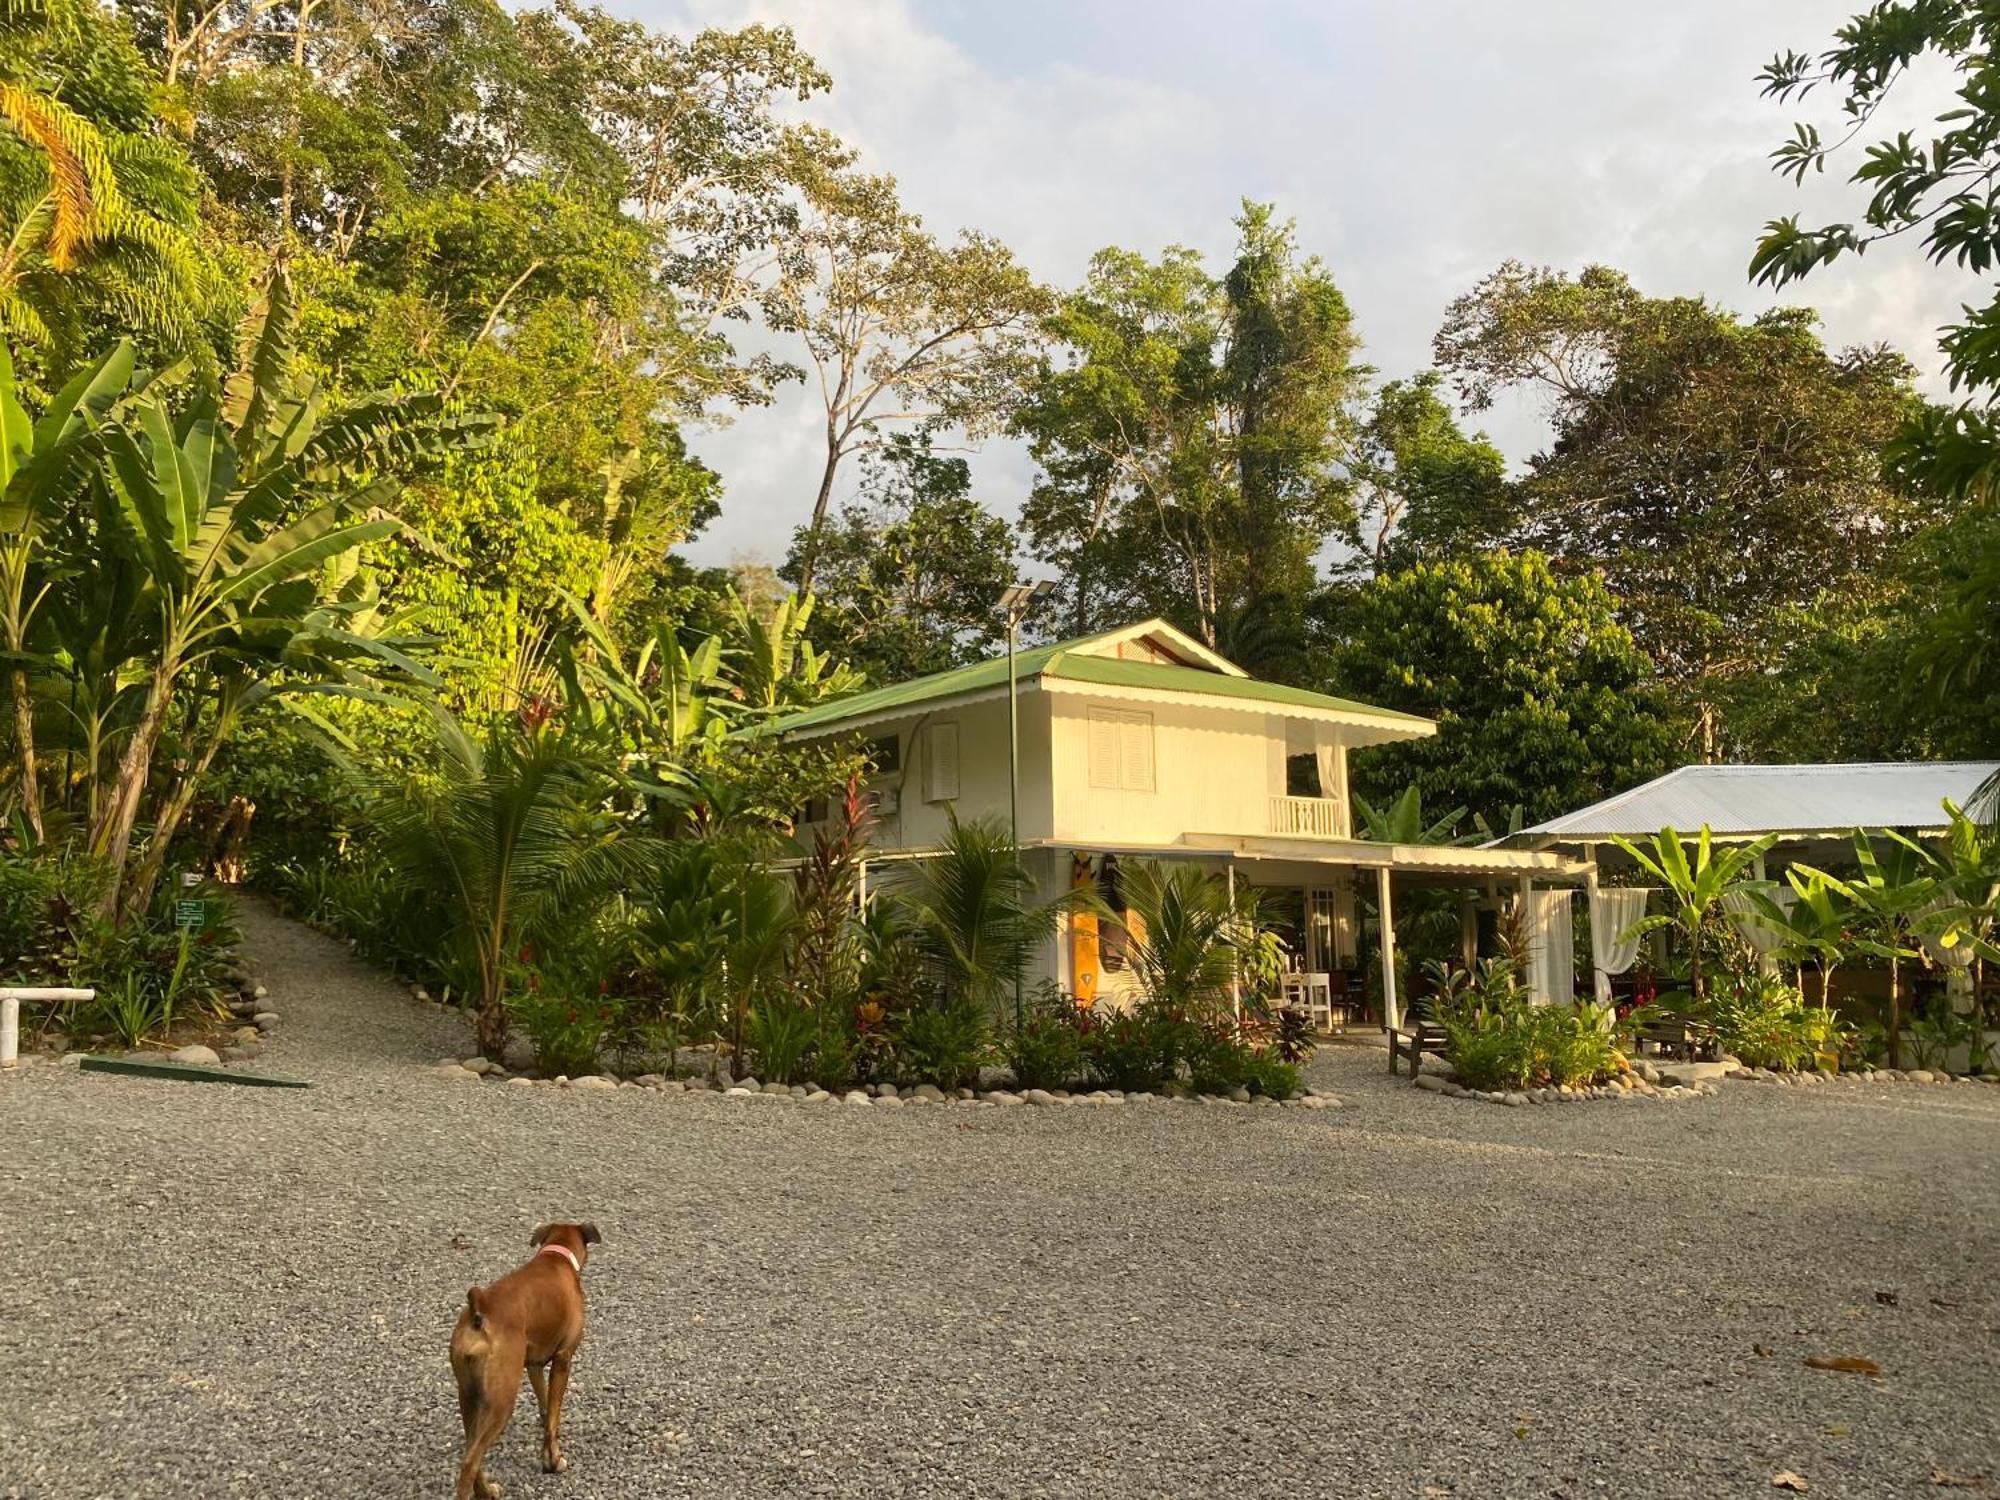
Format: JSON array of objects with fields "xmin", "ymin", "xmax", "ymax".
[{"xmin": 449, "ymin": 1222, "xmax": 601, "ymax": 1500}]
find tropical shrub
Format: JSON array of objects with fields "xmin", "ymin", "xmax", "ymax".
[
  {"xmin": 1238, "ymin": 1048, "xmax": 1304, "ymax": 1101},
  {"xmin": 1083, "ymin": 1001, "xmax": 1187, "ymax": 1092},
  {"xmin": 1001, "ymin": 983, "xmax": 1089, "ymax": 1091},
  {"xmin": 1183, "ymin": 1021, "xmax": 1253, "ymax": 1095},
  {"xmin": 1703, "ymin": 974, "xmax": 1846, "ymax": 1072},
  {"xmin": 508, "ymin": 986, "xmax": 616, "ymax": 1078},
  {"xmin": 889, "ymin": 995, "xmax": 991, "ymax": 1090},
  {"xmin": 1427, "ymin": 958, "xmax": 1617, "ymax": 1090},
  {"xmin": 748, "ymin": 995, "xmax": 821, "ymax": 1084}
]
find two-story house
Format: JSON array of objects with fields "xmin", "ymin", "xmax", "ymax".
[{"xmin": 770, "ymin": 619, "xmax": 1589, "ymax": 1028}]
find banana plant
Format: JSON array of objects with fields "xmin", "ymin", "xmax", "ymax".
[
  {"xmin": 1353, "ymin": 785, "xmax": 1477, "ymax": 846},
  {"xmin": 1796, "ymin": 833, "xmax": 1938, "ymax": 1067},
  {"xmin": 85, "ymin": 267, "xmax": 487, "ymax": 914},
  {"xmin": 0, "ymin": 339, "xmax": 135, "ymax": 838},
  {"xmin": 728, "ymin": 591, "xmax": 861, "ymax": 716},
  {"xmin": 1609, "ymin": 826, "xmax": 1779, "ymax": 1004},
  {"xmin": 1749, "ymin": 867, "xmax": 1853, "ymax": 1007}
]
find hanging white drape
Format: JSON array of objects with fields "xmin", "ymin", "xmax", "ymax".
[
  {"xmin": 1590, "ymin": 887, "xmax": 1651, "ymax": 978},
  {"xmin": 1314, "ymin": 739, "xmax": 1344, "ymax": 826},
  {"xmin": 1524, "ymin": 888, "xmax": 1575, "ymax": 1005},
  {"xmin": 1722, "ymin": 888, "xmax": 1792, "ymax": 974}
]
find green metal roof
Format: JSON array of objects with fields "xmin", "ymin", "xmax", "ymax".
[{"xmin": 761, "ymin": 621, "xmax": 1432, "ymax": 737}]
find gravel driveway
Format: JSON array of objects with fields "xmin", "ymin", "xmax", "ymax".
[{"xmin": 3, "ymin": 902, "xmax": 1997, "ymax": 1499}]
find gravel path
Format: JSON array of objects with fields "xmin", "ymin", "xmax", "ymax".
[{"xmin": 3, "ymin": 902, "xmax": 1998, "ymax": 1499}]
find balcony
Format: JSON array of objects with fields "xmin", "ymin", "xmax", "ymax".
[{"xmin": 1269, "ymin": 795, "xmax": 1346, "ymax": 838}]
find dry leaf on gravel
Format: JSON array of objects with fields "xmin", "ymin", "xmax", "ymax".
[
  {"xmin": 1804, "ymin": 1355, "xmax": 1883, "ymax": 1376},
  {"xmin": 1773, "ymin": 1471, "xmax": 1810, "ymax": 1492}
]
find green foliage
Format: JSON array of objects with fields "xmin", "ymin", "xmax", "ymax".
[
  {"xmin": 900, "ymin": 812, "xmax": 1067, "ymax": 1014},
  {"xmin": 1428, "ymin": 960, "xmax": 1618, "ymax": 1091},
  {"xmin": 1703, "ymin": 974, "xmax": 1845, "ymax": 1073},
  {"xmin": 1112, "ymin": 860, "xmax": 1253, "ymax": 1018},
  {"xmin": 1436, "ymin": 262, "xmax": 1918, "ymax": 752},
  {"xmin": 1611, "ymin": 826, "xmax": 1779, "ymax": 1005},
  {"xmin": 1344, "ymin": 371, "xmax": 1514, "ymax": 575},
  {"xmin": 1001, "ymin": 981, "xmax": 1089, "ymax": 1091},
  {"xmin": 888, "ymin": 995, "xmax": 991, "ymax": 1090},
  {"xmin": 1324, "ymin": 552, "xmax": 1673, "ymax": 828},
  {"xmin": 1014, "ymin": 203, "xmax": 1366, "ymax": 649},
  {"xmin": 782, "ymin": 433, "xmax": 1017, "ymax": 684},
  {"xmin": 1082, "ymin": 1001, "xmax": 1186, "ymax": 1093},
  {"xmin": 746, "ymin": 994, "xmax": 819, "ymax": 1085},
  {"xmin": 508, "ymin": 985, "xmax": 615, "ymax": 1078},
  {"xmin": 372, "ymin": 708, "xmax": 656, "ymax": 1056}
]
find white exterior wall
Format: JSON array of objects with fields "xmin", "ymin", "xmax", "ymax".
[
  {"xmin": 1047, "ymin": 696, "xmax": 1349, "ymax": 845},
  {"xmin": 856, "ymin": 693, "xmax": 1054, "ymax": 853}
]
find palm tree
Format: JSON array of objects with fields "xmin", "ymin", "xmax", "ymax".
[
  {"xmin": 374, "ymin": 706, "xmax": 659, "ymax": 1058},
  {"xmin": 900, "ymin": 812, "xmax": 1069, "ymax": 1016},
  {"xmin": 1610, "ymin": 826, "xmax": 1779, "ymax": 1005},
  {"xmin": 1113, "ymin": 860, "xmax": 1260, "ymax": 1020},
  {"xmin": 0, "ymin": 1, "xmax": 217, "ymax": 369}
]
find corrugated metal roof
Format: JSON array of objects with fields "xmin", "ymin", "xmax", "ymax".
[
  {"xmin": 1499, "ymin": 762, "xmax": 2000, "ymax": 846},
  {"xmin": 763, "ymin": 618, "xmax": 1433, "ymax": 737}
]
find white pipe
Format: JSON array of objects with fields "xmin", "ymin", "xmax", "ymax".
[{"xmin": 0, "ymin": 988, "xmax": 95, "ymax": 1068}]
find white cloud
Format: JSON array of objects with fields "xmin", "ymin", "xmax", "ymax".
[{"xmin": 609, "ymin": 0, "xmax": 1986, "ymax": 563}]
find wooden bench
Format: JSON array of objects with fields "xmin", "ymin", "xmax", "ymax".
[
  {"xmin": 1388, "ymin": 1021, "xmax": 1450, "ymax": 1078},
  {"xmin": 1629, "ymin": 1010, "xmax": 1703, "ymax": 1061}
]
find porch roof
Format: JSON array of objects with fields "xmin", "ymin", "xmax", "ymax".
[
  {"xmin": 1494, "ymin": 760, "xmax": 2000, "ymax": 849},
  {"xmin": 1029, "ymin": 832, "xmax": 1591, "ymax": 882}
]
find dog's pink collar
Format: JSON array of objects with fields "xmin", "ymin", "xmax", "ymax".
[{"xmin": 536, "ymin": 1243, "xmax": 581, "ymax": 1276}]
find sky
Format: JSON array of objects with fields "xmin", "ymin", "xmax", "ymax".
[{"xmin": 613, "ymin": 0, "xmax": 1983, "ymax": 570}]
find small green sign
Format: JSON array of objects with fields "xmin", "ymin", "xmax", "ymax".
[{"xmin": 174, "ymin": 899, "xmax": 206, "ymax": 932}]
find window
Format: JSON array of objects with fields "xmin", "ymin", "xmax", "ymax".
[
  {"xmin": 925, "ymin": 721, "xmax": 960, "ymax": 802},
  {"xmin": 1087, "ymin": 708, "xmax": 1155, "ymax": 792},
  {"xmin": 865, "ymin": 734, "xmax": 901, "ymax": 776}
]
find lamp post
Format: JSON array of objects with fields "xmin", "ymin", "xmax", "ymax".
[{"xmin": 999, "ymin": 579, "xmax": 1055, "ymax": 1029}]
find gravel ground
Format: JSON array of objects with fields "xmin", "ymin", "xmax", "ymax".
[{"xmin": 3, "ymin": 903, "xmax": 1998, "ymax": 1500}]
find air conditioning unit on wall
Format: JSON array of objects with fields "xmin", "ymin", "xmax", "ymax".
[{"xmin": 868, "ymin": 786, "xmax": 901, "ymax": 817}]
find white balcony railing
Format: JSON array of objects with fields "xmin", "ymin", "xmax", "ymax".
[{"xmin": 1269, "ymin": 795, "xmax": 1345, "ymax": 838}]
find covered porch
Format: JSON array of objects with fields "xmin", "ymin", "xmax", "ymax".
[{"xmin": 1036, "ymin": 834, "xmax": 1594, "ymax": 1030}]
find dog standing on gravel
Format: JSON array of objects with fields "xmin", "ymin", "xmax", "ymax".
[{"xmin": 449, "ymin": 1222, "xmax": 601, "ymax": 1500}]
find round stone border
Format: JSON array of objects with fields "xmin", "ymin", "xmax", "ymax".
[
  {"xmin": 1412, "ymin": 1072, "xmax": 1715, "ymax": 1108},
  {"xmin": 1730, "ymin": 1065, "xmax": 2000, "ymax": 1088},
  {"xmin": 429, "ymin": 1060, "xmax": 1344, "ymax": 1112}
]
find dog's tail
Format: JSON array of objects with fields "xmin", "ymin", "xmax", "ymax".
[{"xmin": 465, "ymin": 1286, "xmax": 487, "ymax": 1332}]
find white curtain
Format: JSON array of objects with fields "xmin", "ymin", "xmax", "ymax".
[
  {"xmin": 1590, "ymin": 887, "xmax": 1651, "ymax": 978},
  {"xmin": 1525, "ymin": 888, "xmax": 1575, "ymax": 1005},
  {"xmin": 1314, "ymin": 739, "xmax": 1344, "ymax": 826},
  {"xmin": 1723, "ymin": 888, "xmax": 1792, "ymax": 975}
]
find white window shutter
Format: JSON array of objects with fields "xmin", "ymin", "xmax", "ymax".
[
  {"xmin": 1088, "ymin": 711, "xmax": 1122, "ymax": 789},
  {"xmin": 926, "ymin": 721, "xmax": 960, "ymax": 802},
  {"xmin": 1120, "ymin": 714, "xmax": 1154, "ymax": 791},
  {"xmin": 1087, "ymin": 707, "xmax": 1153, "ymax": 791}
]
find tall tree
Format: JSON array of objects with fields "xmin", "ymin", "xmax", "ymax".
[
  {"xmin": 1343, "ymin": 371, "xmax": 1512, "ymax": 577},
  {"xmin": 1317, "ymin": 550, "xmax": 1674, "ymax": 828},
  {"xmin": 1435, "ymin": 261, "xmax": 1919, "ymax": 755},
  {"xmin": 779, "ymin": 432, "xmax": 1016, "ymax": 684},
  {"xmin": 1014, "ymin": 203, "xmax": 1367, "ymax": 646},
  {"xmin": 766, "ymin": 159, "xmax": 1046, "ymax": 595},
  {"xmin": 1754, "ymin": 3, "xmax": 2000, "ymax": 783}
]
